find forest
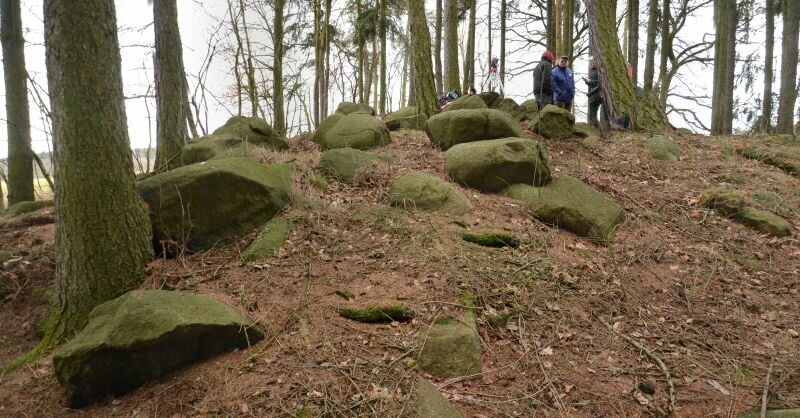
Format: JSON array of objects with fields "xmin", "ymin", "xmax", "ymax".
[{"xmin": 0, "ymin": 0, "xmax": 799, "ymax": 416}]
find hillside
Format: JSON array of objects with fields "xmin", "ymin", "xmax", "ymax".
[{"xmin": 0, "ymin": 125, "xmax": 798, "ymax": 417}]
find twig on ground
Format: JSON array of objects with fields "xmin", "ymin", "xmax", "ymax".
[
  {"xmin": 761, "ymin": 357, "xmax": 774, "ymax": 418},
  {"xmin": 594, "ymin": 313, "xmax": 676, "ymax": 416}
]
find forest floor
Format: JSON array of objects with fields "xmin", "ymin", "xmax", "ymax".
[{"xmin": 0, "ymin": 126, "xmax": 798, "ymax": 417}]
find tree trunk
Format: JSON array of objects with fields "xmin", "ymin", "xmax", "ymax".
[
  {"xmin": 409, "ymin": 0, "xmax": 437, "ymax": 116},
  {"xmin": 547, "ymin": 0, "xmax": 556, "ymax": 52},
  {"xmin": 463, "ymin": 0, "xmax": 476, "ymax": 92},
  {"xmin": 434, "ymin": 0, "xmax": 443, "ymax": 95},
  {"xmin": 657, "ymin": 0, "xmax": 669, "ymax": 109},
  {"xmin": 153, "ymin": 0, "xmax": 189, "ymax": 172},
  {"xmin": 487, "ymin": 0, "xmax": 492, "ymax": 77},
  {"xmin": 561, "ymin": 0, "xmax": 574, "ymax": 62},
  {"xmin": 643, "ymin": 0, "xmax": 657, "ymax": 92},
  {"xmin": 238, "ymin": 0, "xmax": 258, "ymax": 118},
  {"xmin": 314, "ymin": 0, "xmax": 323, "ymax": 125},
  {"xmin": 444, "ymin": 0, "xmax": 460, "ymax": 91},
  {"xmin": 627, "ymin": 0, "xmax": 639, "ymax": 87},
  {"xmin": 357, "ymin": 0, "xmax": 364, "ymax": 102},
  {"xmin": 273, "ymin": 0, "xmax": 285, "ymax": 134},
  {"xmin": 555, "ymin": 0, "xmax": 561, "ymax": 54},
  {"xmin": 1, "ymin": 0, "xmax": 34, "ymax": 205},
  {"xmin": 586, "ymin": 0, "xmax": 666, "ymax": 131},
  {"xmin": 500, "ymin": 0, "xmax": 506, "ymax": 85},
  {"xmin": 711, "ymin": 0, "xmax": 736, "ymax": 135},
  {"xmin": 759, "ymin": 0, "xmax": 775, "ymax": 132},
  {"xmin": 40, "ymin": 0, "xmax": 152, "ymax": 352},
  {"xmin": 400, "ymin": 45, "xmax": 408, "ymax": 106},
  {"xmin": 776, "ymin": 0, "xmax": 799, "ymax": 134},
  {"xmin": 379, "ymin": 0, "xmax": 387, "ymax": 115},
  {"xmin": 227, "ymin": 0, "xmax": 243, "ymax": 116},
  {"xmin": 323, "ymin": 0, "xmax": 332, "ymax": 117}
]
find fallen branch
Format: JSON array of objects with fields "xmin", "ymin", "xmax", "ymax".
[
  {"xmin": 594, "ymin": 313, "xmax": 676, "ymax": 416},
  {"xmin": 761, "ymin": 357, "xmax": 774, "ymax": 418}
]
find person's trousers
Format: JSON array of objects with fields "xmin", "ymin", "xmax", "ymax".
[
  {"xmin": 535, "ymin": 94, "xmax": 553, "ymax": 110},
  {"xmin": 588, "ymin": 100, "xmax": 609, "ymax": 128}
]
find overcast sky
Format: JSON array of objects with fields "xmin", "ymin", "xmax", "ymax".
[{"xmin": 0, "ymin": 0, "xmax": 790, "ymax": 160}]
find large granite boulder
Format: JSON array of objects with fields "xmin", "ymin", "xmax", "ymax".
[
  {"xmin": 495, "ymin": 98, "xmax": 527, "ymax": 121},
  {"xmin": 211, "ymin": 116, "xmax": 288, "ymax": 150},
  {"xmin": 445, "ymin": 137, "xmax": 551, "ymax": 192},
  {"xmin": 521, "ymin": 99, "xmax": 539, "ymax": 120},
  {"xmin": 53, "ymin": 290, "xmax": 264, "ymax": 407},
  {"xmin": 385, "ymin": 107, "xmax": 427, "ymax": 131},
  {"xmin": 573, "ymin": 122, "xmax": 601, "ymax": 139},
  {"xmin": 528, "ymin": 104, "xmax": 575, "ymax": 139},
  {"xmin": 418, "ymin": 316, "xmax": 481, "ymax": 378},
  {"xmin": 417, "ymin": 378, "xmax": 464, "ymax": 418},
  {"xmin": 443, "ymin": 95, "xmax": 488, "ymax": 112},
  {"xmin": 181, "ymin": 134, "xmax": 246, "ymax": 165},
  {"xmin": 503, "ymin": 176, "xmax": 625, "ymax": 244},
  {"xmin": 316, "ymin": 113, "xmax": 391, "ymax": 150},
  {"xmin": 702, "ymin": 189, "xmax": 792, "ymax": 237},
  {"xmin": 137, "ymin": 158, "xmax": 292, "ymax": 252},
  {"xmin": 318, "ymin": 148, "xmax": 385, "ymax": 182},
  {"xmin": 336, "ymin": 101, "xmax": 375, "ymax": 115},
  {"xmin": 242, "ymin": 218, "xmax": 295, "ymax": 261},
  {"xmin": 389, "ymin": 172, "xmax": 470, "ymax": 213},
  {"xmin": 426, "ymin": 109, "xmax": 524, "ymax": 150},
  {"xmin": 478, "ymin": 91, "xmax": 503, "ymax": 108}
]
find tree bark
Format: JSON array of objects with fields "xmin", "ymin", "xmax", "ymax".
[
  {"xmin": 323, "ymin": 0, "xmax": 332, "ymax": 117},
  {"xmin": 273, "ymin": 0, "xmax": 285, "ymax": 134},
  {"xmin": 487, "ymin": 0, "xmax": 492, "ymax": 76},
  {"xmin": 586, "ymin": 0, "xmax": 666, "ymax": 131},
  {"xmin": 627, "ymin": 0, "xmax": 639, "ymax": 87},
  {"xmin": 41, "ymin": 0, "xmax": 152, "ymax": 349},
  {"xmin": 462, "ymin": 0, "xmax": 476, "ymax": 92},
  {"xmin": 711, "ymin": 0, "xmax": 736, "ymax": 135},
  {"xmin": 658, "ymin": 0, "xmax": 669, "ymax": 109},
  {"xmin": 561, "ymin": 0, "xmax": 574, "ymax": 62},
  {"xmin": 379, "ymin": 0, "xmax": 387, "ymax": 114},
  {"xmin": 776, "ymin": 0, "xmax": 799, "ymax": 134},
  {"xmin": 357, "ymin": 0, "xmax": 364, "ymax": 102},
  {"xmin": 643, "ymin": 0, "xmax": 657, "ymax": 92},
  {"xmin": 444, "ymin": 0, "xmax": 460, "ymax": 91},
  {"xmin": 1, "ymin": 0, "xmax": 34, "ymax": 205},
  {"xmin": 153, "ymin": 0, "xmax": 189, "ymax": 172},
  {"xmin": 409, "ymin": 0, "xmax": 437, "ymax": 116},
  {"xmin": 547, "ymin": 0, "xmax": 556, "ymax": 53},
  {"xmin": 238, "ymin": 0, "xmax": 258, "ymax": 118},
  {"xmin": 759, "ymin": 0, "xmax": 775, "ymax": 132},
  {"xmin": 434, "ymin": 0, "xmax": 443, "ymax": 95}
]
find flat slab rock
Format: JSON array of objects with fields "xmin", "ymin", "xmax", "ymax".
[
  {"xmin": 53, "ymin": 290, "xmax": 264, "ymax": 407},
  {"xmin": 417, "ymin": 378, "xmax": 464, "ymax": 418},
  {"xmin": 418, "ymin": 317, "xmax": 481, "ymax": 378},
  {"xmin": 426, "ymin": 109, "xmax": 524, "ymax": 150}
]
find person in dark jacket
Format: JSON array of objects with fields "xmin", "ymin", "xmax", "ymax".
[
  {"xmin": 532, "ymin": 51, "xmax": 555, "ymax": 110},
  {"xmin": 552, "ymin": 55, "xmax": 575, "ymax": 110},
  {"xmin": 583, "ymin": 60, "xmax": 609, "ymax": 129}
]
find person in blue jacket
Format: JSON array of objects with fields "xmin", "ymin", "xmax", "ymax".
[{"xmin": 552, "ymin": 55, "xmax": 575, "ymax": 111}]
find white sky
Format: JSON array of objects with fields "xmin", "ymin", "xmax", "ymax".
[{"xmin": 0, "ymin": 0, "xmax": 792, "ymax": 159}]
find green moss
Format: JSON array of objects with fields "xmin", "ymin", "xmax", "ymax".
[
  {"xmin": 336, "ymin": 304, "xmax": 414, "ymax": 323},
  {"xmin": 486, "ymin": 311, "xmax": 515, "ymax": 329},
  {"xmin": 452, "ymin": 220, "xmax": 469, "ymax": 228},
  {"xmin": 462, "ymin": 232, "xmax": 520, "ymax": 248},
  {"xmin": 335, "ymin": 289, "xmax": 354, "ymax": 301},
  {"xmin": 702, "ymin": 188, "xmax": 792, "ymax": 237},
  {"xmin": 738, "ymin": 147, "xmax": 799, "ymax": 176},
  {"xmin": 309, "ymin": 174, "xmax": 329, "ymax": 191},
  {"xmin": 0, "ymin": 250, "xmax": 10, "ymax": 264},
  {"xmin": 242, "ymin": 218, "xmax": 295, "ymax": 261},
  {"xmin": 1, "ymin": 200, "xmax": 54, "ymax": 219}
]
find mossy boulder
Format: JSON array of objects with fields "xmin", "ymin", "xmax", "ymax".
[
  {"xmin": 335, "ymin": 101, "xmax": 375, "ymax": 115},
  {"xmin": 389, "ymin": 172, "xmax": 470, "ymax": 213},
  {"xmin": 738, "ymin": 409, "xmax": 800, "ymax": 418},
  {"xmin": 212, "ymin": 116, "xmax": 288, "ymax": 150},
  {"xmin": 443, "ymin": 95, "xmax": 488, "ymax": 112},
  {"xmin": 676, "ymin": 127, "xmax": 693, "ymax": 135},
  {"xmin": 316, "ymin": 113, "xmax": 391, "ymax": 150},
  {"xmin": 478, "ymin": 91, "xmax": 503, "ymax": 108},
  {"xmin": 336, "ymin": 304, "xmax": 414, "ymax": 323},
  {"xmin": 418, "ymin": 316, "xmax": 481, "ymax": 378},
  {"xmin": 137, "ymin": 158, "xmax": 292, "ymax": 252},
  {"xmin": 445, "ymin": 137, "xmax": 551, "ymax": 192},
  {"xmin": 645, "ymin": 136, "xmax": 680, "ymax": 161},
  {"xmin": 738, "ymin": 146, "xmax": 800, "ymax": 176},
  {"xmin": 385, "ymin": 107, "xmax": 428, "ymax": 131},
  {"xmin": 521, "ymin": 99, "xmax": 539, "ymax": 120},
  {"xmin": 312, "ymin": 113, "xmax": 346, "ymax": 144},
  {"xmin": 581, "ymin": 136, "xmax": 601, "ymax": 150},
  {"xmin": 702, "ymin": 189, "xmax": 792, "ymax": 237},
  {"xmin": 0, "ymin": 199, "xmax": 54, "ymax": 219},
  {"xmin": 181, "ymin": 134, "xmax": 248, "ymax": 165},
  {"xmin": 318, "ymin": 148, "xmax": 385, "ymax": 182},
  {"xmin": 495, "ymin": 98, "xmax": 527, "ymax": 121},
  {"xmin": 417, "ymin": 378, "xmax": 464, "ymax": 418},
  {"xmin": 53, "ymin": 290, "xmax": 264, "ymax": 407},
  {"xmin": 573, "ymin": 122, "xmax": 601, "ymax": 138},
  {"xmin": 426, "ymin": 109, "xmax": 524, "ymax": 150},
  {"xmin": 242, "ymin": 218, "xmax": 295, "ymax": 261},
  {"xmin": 503, "ymin": 177, "xmax": 625, "ymax": 244},
  {"xmin": 528, "ymin": 104, "xmax": 575, "ymax": 139}
]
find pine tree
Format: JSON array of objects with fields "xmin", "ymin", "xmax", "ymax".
[
  {"xmin": 627, "ymin": 0, "xmax": 639, "ymax": 87},
  {"xmin": 711, "ymin": 0, "xmax": 737, "ymax": 135},
  {"xmin": 776, "ymin": 0, "xmax": 799, "ymax": 134},
  {"xmin": 273, "ymin": 0, "xmax": 286, "ymax": 134},
  {"xmin": 153, "ymin": 0, "xmax": 190, "ymax": 172},
  {"xmin": 758, "ymin": 0, "xmax": 776, "ymax": 132},
  {"xmin": 462, "ymin": 0, "xmax": 477, "ymax": 92},
  {"xmin": 408, "ymin": 0, "xmax": 437, "ymax": 116},
  {"xmin": 643, "ymin": 0, "xmax": 657, "ymax": 92},
  {"xmin": 1, "ymin": 0, "xmax": 34, "ymax": 205},
  {"xmin": 444, "ymin": 0, "xmax": 460, "ymax": 91}
]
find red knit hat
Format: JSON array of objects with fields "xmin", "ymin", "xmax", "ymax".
[{"xmin": 542, "ymin": 51, "xmax": 555, "ymax": 62}]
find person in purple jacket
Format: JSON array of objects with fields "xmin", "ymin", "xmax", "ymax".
[{"xmin": 552, "ymin": 55, "xmax": 575, "ymax": 111}]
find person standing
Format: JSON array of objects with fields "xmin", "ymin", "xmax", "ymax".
[
  {"xmin": 583, "ymin": 60, "xmax": 609, "ymax": 129},
  {"xmin": 552, "ymin": 55, "xmax": 575, "ymax": 111},
  {"xmin": 532, "ymin": 51, "xmax": 554, "ymax": 110}
]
